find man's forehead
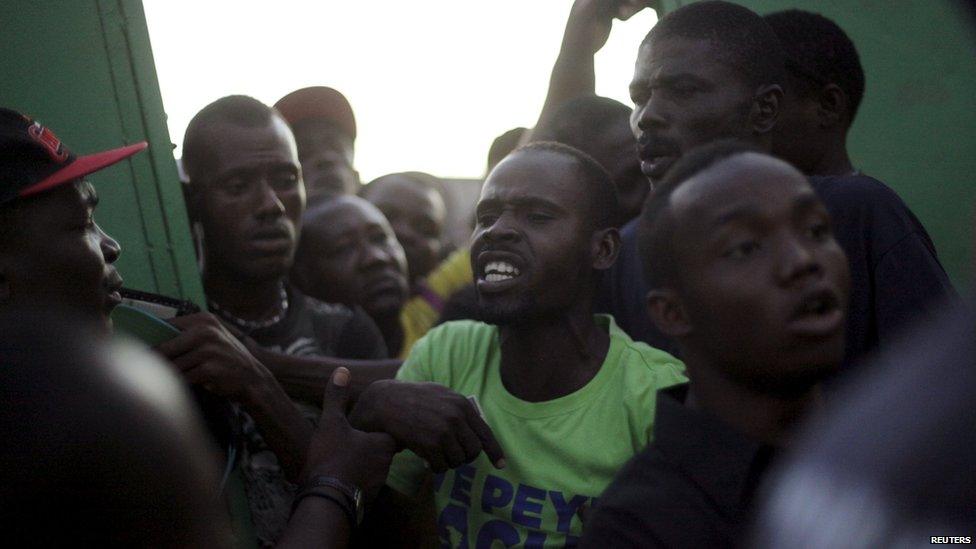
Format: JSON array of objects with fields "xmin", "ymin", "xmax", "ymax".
[
  {"xmin": 371, "ymin": 177, "xmax": 433, "ymax": 202},
  {"xmin": 293, "ymin": 119, "xmax": 352, "ymax": 147},
  {"xmin": 633, "ymin": 36, "xmax": 733, "ymax": 82},
  {"xmin": 370, "ymin": 178, "xmax": 445, "ymax": 219},
  {"xmin": 202, "ymin": 118, "xmax": 298, "ymax": 172},
  {"xmin": 671, "ymin": 154, "xmax": 813, "ymax": 222},
  {"xmin": 14, "ymin": 180, "xmax": 94, "ymax": 230},
  {"xmin": 481, "ymin": 151, "xmax": 580, "ymax": 204},
  {"xmin": 51, "ymin": 179, "xmax": 96, "ymax": 210},
  {"xmin": 306, "ymin": 197, "xmax": 388, "ymax": 235}
]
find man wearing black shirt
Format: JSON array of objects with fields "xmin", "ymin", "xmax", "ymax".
[
  {"xmin": 765, "ymin": 9, "xmax": 956, "ymax": 367},
  {"xmin": 600, "ymin": 3, "xmax": 955, "ymax": 370},
  {"xmin": 180, "ymin": 95, "xmax": 387, "ymax": 546},
  {"xmin": 594, "ymin": 0, "xmax": 786, "ymax": 354},
  {"xmin": 181, "ymin": 95, "xmax": 386, "ymax": 362},
  {"xmin": 582, "ymin": 141, "xmax": 851, "ymax": 548}
]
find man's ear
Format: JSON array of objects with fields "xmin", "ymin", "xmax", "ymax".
[
  {"xmin": 182, "ymin": 181, "xmax": 203, "ymax": 224},
  {"xmin": 816, "ymin": 83, "xmax": 848, "ymax": 129},
  {"xmin": 646, "ymin": 288, "xmax": 692, "ymax": 337},
  {"xmin": 591, "ymin": 227, "xmax": 621, "ymax": 271},
  {"xmin": 750, "ymin": 84, "xmax": 784, "ymax": 136}
]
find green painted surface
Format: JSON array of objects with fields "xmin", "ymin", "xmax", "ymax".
[
  {"xmin": 0, "ymin": 0, "xmax": 204, "ymax": 305},
  {"xmin": 658, "ymin": 0, "xmax": 976, "ymax": 290}
]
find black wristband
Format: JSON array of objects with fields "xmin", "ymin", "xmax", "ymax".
[
  {"xmin": 300, "ymin": 475, "xmax": 364, "ymax": 525},
  {"xmin": 292, "ymin": 487, "xmax": 356, "ymax": 530}
]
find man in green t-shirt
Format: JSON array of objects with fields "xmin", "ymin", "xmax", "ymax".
[{"xmin": 349, "ymin": 142, "xmax": 686, "ymax": 547}]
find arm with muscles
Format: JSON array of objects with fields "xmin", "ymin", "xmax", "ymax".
[
  {"xmin": 349, "ymin": 379, "xmax": 505, "ymax": 473},
  {"xmin": 278, "ymin": 368, "xmax": 397, "ymax": 549},
  {"xmin": 529, "ymin": 0, "xmax": 651, "ymax": 140},
  {"xmin": 156, "ymin": 313, "xmax": 313, "ymax": 481},
  {"xmin": 246, "ymin": 343, "xmax": 401, "ymax": 404},
  {"xmin": 348, "ymin": 325, "xmax": 505, "ymax": 473},
  {"xmin": 347, "ymin": 331, "xmax": 504, "ymax": 547},
  {"xmin": 350, "ymin": 382, "xmax": 475, "ymax": 547}
]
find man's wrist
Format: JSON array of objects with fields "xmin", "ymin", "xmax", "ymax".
[
  {"xmin": 292, "ymin": 485, "xmax": 355, "ymax": 529},
  {"xmin": 350, "ymin": 382, "xmax": 386, "ymax": 432},
  {"xmin": 296, "ymin": 476, "xmax": 364, "ymax": 527}
]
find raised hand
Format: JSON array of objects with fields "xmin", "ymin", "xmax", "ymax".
[
  {"xmin": 565, "ymin": 0, "xmax": 653, "ymax": 56},
  {"xmin": 302, "ymin": 368, "xmax": 397, "ymax": 501},
  {"xmin": 348, "ymin": 379, "xmax": 505, "ymax": 473}
]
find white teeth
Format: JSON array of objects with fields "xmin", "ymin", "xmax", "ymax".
[
  {"xmin": 484, "ymin": 261, "xmax": 521, "ymax": 278},
  {"xmin": 485, "ymin": 273, "xmax": 513, "ymax": 283}
]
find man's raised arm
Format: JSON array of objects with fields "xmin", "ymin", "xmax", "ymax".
[{"xmin": 531, "ymin": 0, "xmax": 653, "ymax": 138}]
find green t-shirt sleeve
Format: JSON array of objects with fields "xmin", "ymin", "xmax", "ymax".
[{"xmin": 386, "ymin": 328, "xmax": 439, "ymax": 496}]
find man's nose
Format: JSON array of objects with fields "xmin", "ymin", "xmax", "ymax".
[
  {"xmin": 360, "ymin": 241, "xmax": 393, "ymax": 270},
  {"xmin": 483, "ymin": 212, "xmax": 520, "ymax": 243},
  {"xmin": 634, "ymin": 96, "xmax": 667, "ymax": 133},
  {"xmin": 254, "ymin": 179, "xmax": 286, "ymax": 219},
  {"xmin": 97, "ymin": 224, "xmax": 121, "ymax": 264},
  {"xmin": 392, "ymin": 220, "xmax": 421, "ymax": 246},
  {"xmin": 777, "ymin": 237, "xmax": 822, "ymax": 285}
]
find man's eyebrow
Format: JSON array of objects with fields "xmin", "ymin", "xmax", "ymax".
[
  {"xmin": 476, "ymin": 197, "xmax": 499, "ymax": 212},
  {"xmin": 652, "ymin": 71, "xmax": 711, "ymax": 87},
  {"xmin": 267, "ymin": 160, "xmax": 300, "ymax": 172},
  {"xmin": 511, "ymin": 196, "xmax": 566, "ymax": 213},
  {"xmin": 631, "ymin": 72, "xmax": 710, "ymax": 99},
  {"xmin": 225, "ymin": 161, "xmax": 298, "ymax": 176},
  {"xmin": 792, "ymin": 192, "xmax": 824, "ymax": 212},
  {"xmin": 478, "ymin": 196, "xmax": 566, "ymax": 213}
]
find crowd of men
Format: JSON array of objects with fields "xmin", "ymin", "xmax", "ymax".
[{"xmin": 1, "ymin": 1, "xmax": 972, "ymax": 547}]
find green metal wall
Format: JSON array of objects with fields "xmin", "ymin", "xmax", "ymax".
[
  {"xmin": 0, "ymin": 0, "xmax": 204, "ymax": 305},
  {"xmin": 659, "ymin": 0, "xmax": 976, "ymax": 290}
]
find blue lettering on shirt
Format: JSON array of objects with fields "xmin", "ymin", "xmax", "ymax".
[
  {"xmin": 512, "ymin": 484, "xmax": 546, "ymax": 529},
  {"xmin": 475, "ymin": 519, "xmax": 520, "ymax": 548},
  {"xmin": 450, "ymin": 464, "xmax": 476, "ymax": 507},
  {"xmin": 549, "ymin": 492, "xmax": 588, "ymax": 533},
  {"xmin": 438, "ymin": 503, "xmax": 469, "ymax": 547},
  {"xmin": 436, "ymin": 468, "xmax": 595, "ymax": 547},
  {"xmin": 481, "ymin": 474, "xmax": 514, "ymax": 513}
]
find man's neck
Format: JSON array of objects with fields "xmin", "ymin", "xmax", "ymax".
[
  {"xmin": 811, "ymin": 136, "xmax": 855, "ymax": 177},
  {"xmin": 372, "ymin": 310, "xmax": 404, "ymax": 358},
  {"xmin": 684, "ymin": 354, "xmax": 821, "ymax": 447},
  {"xmin": 498, "ymin": 307, "xmax": 608, "ymax": 403},
  {"xmin": 204, "ymin": 269, "xmax": 285, "ymax": 321}
]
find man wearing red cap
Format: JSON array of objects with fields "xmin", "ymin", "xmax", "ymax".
[
  {"xmin": 275, "ymin": 86, "xmax": 360, "ymax": 201},
  {"xmin": 0, "ymin": 107, "xmax": 146, "ymax": 331},
  {"xmin": 0, "ymin": 107, "xmax": 333, "ymax": 547}
]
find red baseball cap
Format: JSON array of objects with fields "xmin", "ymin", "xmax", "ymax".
[{"xmin": 0, "ymin": 107, "xmax": 147, "ymax": 205}]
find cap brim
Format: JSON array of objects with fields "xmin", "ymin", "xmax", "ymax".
[{"xmin": 19, "ymin": 141, "xmax": 148, "ymax": 199}]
